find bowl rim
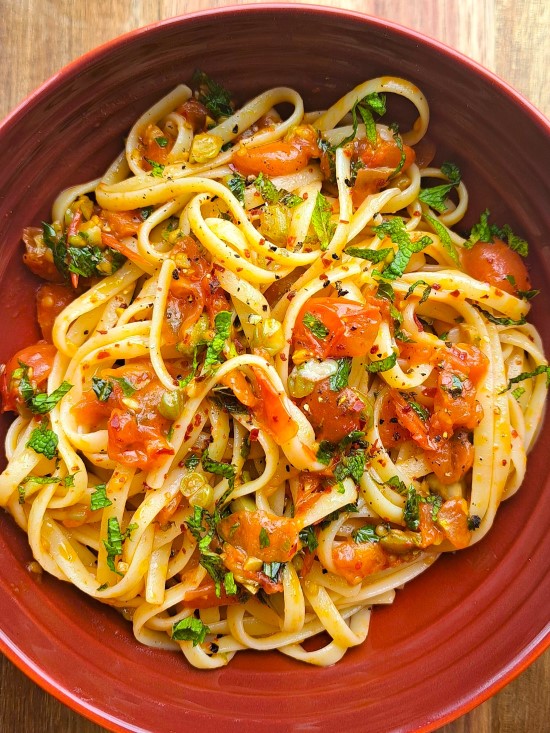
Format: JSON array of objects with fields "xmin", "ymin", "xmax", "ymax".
[{"xmin": 0, "ymin": 4, "xmax": 549, "ymax": 732}]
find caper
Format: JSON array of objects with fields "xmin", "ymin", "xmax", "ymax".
[{"xmin": 159, "ymin": 390, "xmax": 184, "ymax": 420}]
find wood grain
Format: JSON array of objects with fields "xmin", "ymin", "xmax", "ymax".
[{"xmin": 0, "ymin": 1, "xmax": 548, "ymax": 732}]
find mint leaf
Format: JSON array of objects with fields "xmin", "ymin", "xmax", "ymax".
[
  {"xmin": 303, "ymin": 311, "xmax": 329, "ymax": 339},
  {"xmin": 172, "ymin": 617, "xmax": 210, "ymax": 645},
  {"xmin": 92, "ymin": 377, "xmax": 113, "ymax": 402},
  {"xmin": 201, "ymin": 448, "xmax": 236, "ymax": 489},
  {"xmin": 423, "ymin": 214, "xmax": 459, "ymax": 264},
  {"xmin": 204, "ymin": 311, "xmax": 232, "ymax": 370},
  {"xmin": 227, "ymin": 173, "xmax": 245, "ymax": 205},
  {"xmin": 352, "ymin": 524, "xmax": 380, "ymax": 543},
  {"xmin": 27, "ymin": 424, "xmax": 58, "ymax": 459},
  {"xmin": 29, "ymin": 381, "xmax": 72, "ymax": 414},
  {"xmin": 311, "ymin": 192, "xmax": 335, "ymax": 251},
  {"xmin": 90, "ymin": 483, "xmax": 112, "ymax": 511},
  {"xmin": 254, "ymin": 172, "xmax": 303, "ymax": 208},
  {"xmin": 329, "ymin": 358, "xmax": 352, "ymax": 391},
  {"xmin": 192, "ymin": 69, "xmax": 233, "ymax": 120},
  {"xmin": 366, "ymin": 352, "xmax": 397, "ymax": 373},
  {"xmin": 345, "ymin": 246, "xmax": 392, "ymax": 262}
]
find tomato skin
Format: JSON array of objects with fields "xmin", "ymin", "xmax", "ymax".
[
  {"xmin": 0, "ymin": 342, "xmax": 57, "ymax": 414},
  {"xmin": 331, "ymin": 540, "xmax": 389, "ymax": 584},
  {"xmin": 36, "ymin": 283, "xmax": 75, "ymax": 342},
  {"xmin": 232, "ymin": 126, "xmax": 319, "ymax": 177},
  {"xmin": 251, "ymin": 367, "xmax": 299, "ymax": 443},
  {"xmin": 299, "ymin": 379, "xmax": 366, "ymax": 443},
  {"xmin": 461, "ymin": 237, "xmax": 531, "ymax": 295},
  {"xmin": 293, "ymin": 297, "xmax": 383, "ymax": 360}
]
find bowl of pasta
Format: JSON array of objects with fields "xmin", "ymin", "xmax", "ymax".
[{"xmin": 0, "ymin": 4, "xmax": 549, "ymax": 733}]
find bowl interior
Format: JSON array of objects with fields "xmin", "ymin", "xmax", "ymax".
[{"xmin": 0, "ymin": 6, "xmax": 549, "ymax": 733}]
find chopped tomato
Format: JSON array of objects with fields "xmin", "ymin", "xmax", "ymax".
[
  {"xmin": 221, "ymin": 543, "xmax": 283, "ymax": 594},
  {"xmin": 430, "ymin": 370, "xmax": 483, "ymax": 435},
  {"xmin": 461, "ymin": 237, "xmax": 531, "ymax": 295},
  {"xmin": 299, "ymin": 379, "xmax": 367, "ymax": 443},
  {"xmin": 349, "ymin": 136, "xmax": 416, "ymax": 206},
  {"xmin": 293, "ymin": 297, "xmax": 384, "ymax": 360},
  {"xmin": 218, "ymin": 509, "xmax": 300, "ymax": 563},
  {"xmin": 36, "ymin": 283, "xmax": 75, "ymax": 342},
  {"xmin": 251, "ymin": 367, "xmax": 299, "ymax": 443},
  {"xmin": 358, "ymin": 137, "xmax": 416, "ymax": 171},
  {"xmin": 181, "ymin": 579, "xmax": 241, "ymax": 609},
  {"xmin": 294, "ymin": 473, "xmax": 328, "ymax": 517},
  {"xmin": 139, "ymin": 123, "xmax": 174, "ymax": 169},
  {"xmin": 100, "ymin": 209, "xmax": 144, "ymax": 238},
  {"xmin": 437, "ymin": 343, "xmax": 488, "ymax": 384},
  {"xmin": 331, "ymin": 539, "xmax": 389, "ymax": 584},
  {"xmin": 176, "ymin": 99, "xmax": 208, "ymax": 133},
  {"xmin": 0, "ymin": 341, "xmax": 57, "ymax": 414},
  {"xmin": 71, "ymin": 361, "xmax": 174, "ymax": 471},
  {"xmin": 398, "ymin": 341, "xmax": 435, "ymax": 369},
  {"xmin": 220, "ymin": 370, "xmax": 257, "ymax": 408},
  {"xmin": 391, "ymin": 390, "xmax": 434, "ymax": 451},
  {"xmin": 378, "ymin": 394, "xmax": 411, "ymax": 449},
  {"xmin": 163, "ymin": 238, "xmax": 229, "ymax": 346},
  {"xmin": 232, "ymin": 125, "xmax": 319, "ymax": 177},
  {"xmin": 418, "ymin": 502, "xmax": 445, "ymax": 547},
  {"xmin": 425, "ymin": 430, "xmax": 475, "ymax": 485},
  {"xmin": 436, "ymin": 497, "xmax": 471, "ymax": 549},
  {"xmin": 22, "ymin": 227, "xmax": 64, "ymax": 283}
]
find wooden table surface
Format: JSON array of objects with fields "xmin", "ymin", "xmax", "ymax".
[{"xmin": 0, "ymin": 1, "xmax": 548, "ymax": 731}]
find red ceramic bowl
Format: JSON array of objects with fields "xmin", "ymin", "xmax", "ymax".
[{"xmin": 0, "ymin": 5, "xmax": 549, "ymax": 732}]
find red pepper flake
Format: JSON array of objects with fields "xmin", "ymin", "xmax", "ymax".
[
  {"xmin": 370, "ymin": 344, "xmax": 379, "ymax": 354},
  {"xmin": 258, "ymin": 238, "xmax": 266, "ymax": 246},
  {"xmin": 502, "ymin": 459, "xmax": 507, "ymax": 466},
  {"xmin": 287, "ymin": 291, "xmax": 296, "ymax": 301},
  {"xmin": 319, "ymin": 273, "xmax": 329, "ymax": 280},
  {"xmin": 303, "ymin": 192, "xmax": 309, "ymax": 200},
  {"xmin": 212, "ymin": 263, "xmax": 225, "ymax": 273},
  {"xmin": 432, "ymin": 283, "xmax": 441, "ymax": 290},
  {"xmin": 450, "ymin": 289, "xmax": 460, "ymax": 298},
  {"xmin": 339, "ymin": 220, "xmax": 349, "ymax": 225},
  {"xmin": 321, "ymin": 258, "xmax": 331, "ymax": 268},
  {"xmin": 249, "ymin": 428, "xmax": 259, "ymax": 442},
  {"xmin": 97, "ymin": 351, "xmax": 110, "ymax": 359}
]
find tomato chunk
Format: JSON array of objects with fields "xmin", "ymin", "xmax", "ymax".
[
  {"xmin": 232, "ymin": 125, "xmax": 319, "ymax": 177},
  {"xmin": 331, "ymin": 540, "xmax": 389, "ymax": 584},
  {"xmin": 461, "ymin": 237, "xmax": 531, "ymax": 295},
  {"xmin": 0, "ymin": 342, "xmax": 57, "ymax": 414},
  {"xmin": 299, "ymin": 379, "xmax": 367, "ymax": 443},
  {"xmin": 293, "ymin": 296, "xmax": 383, "ymax": 360},
  {"xmin": 36, "ymin": 283, "xmax": 75, "ymax": 341},
  {"xmin": 218, "ymin": 509, "xmax": 300, "ymax": 563}
]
